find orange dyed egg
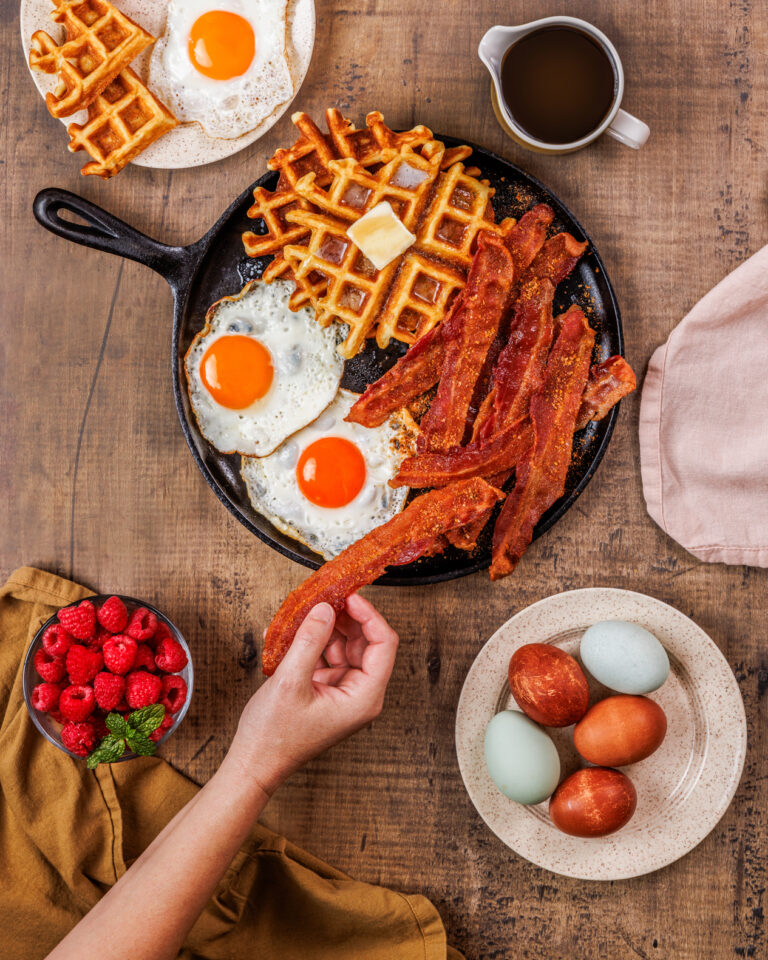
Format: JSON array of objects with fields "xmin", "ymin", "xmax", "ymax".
[
  {"xmin": 550, "ymin": 767, "xmax": 637, "ymax": 837},
  {"xmin": 508, "ymin": 643, "xmax": 590, "ymax": 727},
  {"xmin": 573, "ymin": 694, "xmax": 667, "ymax": 767}
]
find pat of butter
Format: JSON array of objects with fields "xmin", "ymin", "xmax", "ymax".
[{"xmin": 346, "ymin": 201, "xmax": 416, "ymax": 271}]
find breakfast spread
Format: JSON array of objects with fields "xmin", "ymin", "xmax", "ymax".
[
  {"xmin": 484, "ymin": 621, "xmax": 671, "ymax": 838},
  {"xmin": 8, "ymin": 0, "xmax": 757, "ymax": 927},
  {"xmin": 27, "ymin": 596, "xmax": 189, "ymax": 764}
]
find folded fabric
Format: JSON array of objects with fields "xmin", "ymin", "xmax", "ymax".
[
  {"xmin": 639, "ymin": 244, "xmax": 768, "ymax": 566},
  {"xmin": 0, "ymin": 567, "xmax": 461, "ymax": 960}
]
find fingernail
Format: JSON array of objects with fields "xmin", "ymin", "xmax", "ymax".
[{"xmin": 310, "ymin": 603, "xmax": 334, "ymax": 624}]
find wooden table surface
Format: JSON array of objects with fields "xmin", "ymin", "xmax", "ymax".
[{"xmin": 2, "ymin": 0, "xmax": 767, "ymax": 956}]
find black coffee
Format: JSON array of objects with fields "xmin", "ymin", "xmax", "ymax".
[{"xmin": 501, "ymin": 27, "xmax": 616, "ymax": 144}]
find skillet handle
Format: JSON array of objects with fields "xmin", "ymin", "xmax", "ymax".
[{"xmin": 33, "ymin": 188, "xmax": 195, "ymax": 291}]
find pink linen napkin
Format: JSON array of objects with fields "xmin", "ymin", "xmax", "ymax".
[{"xmin": 639, "ymin": 244, "xmax": 768, "ymax": 566}]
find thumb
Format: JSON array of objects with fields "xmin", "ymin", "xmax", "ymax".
[{"xmin": 277, "ymin": 603, "xmax": 336, "ymax": 679}]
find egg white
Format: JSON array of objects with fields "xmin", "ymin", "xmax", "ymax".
[
  {"xmin": 241, "ymin": 389, "xmax": 419, "ymax": 559},
  {"xmin": 148, "ymin": 0, "xmax": 294, "ymax": 140},
  {"xmin": 185, "ymin": 279, "xmax": 343, "ymax": 456}
]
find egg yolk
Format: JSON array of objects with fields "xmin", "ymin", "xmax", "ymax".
[
  {"xmin": 297, "ymin": 437, "xmax": 366, "ymax": 508},
  {"xmin": 188, "ymin": 11, "xmax": 256, "ymax": 80},
  {"xmin": 200, "ymin": 335, "xmax": 273, "ymax": 409}
]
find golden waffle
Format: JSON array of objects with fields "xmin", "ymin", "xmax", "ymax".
[
  {"xmin": 242, "ymin": 109, "xmax": 474, "ymax": 313},
  {"xmin": 29, "ymin": 0, "xmax": 154, "ymax": 118},
  {"xmin": 67, "ymin": 68, "xmax": 177, "ymax": 178},
  {"xmin": 282, "ymin": 147, "xmax": 513, "ymax": 357}
]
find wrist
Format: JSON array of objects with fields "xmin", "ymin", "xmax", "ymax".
[{"xmin": 223, "ymin": 735, "xmax": 295, "ymax": 798}]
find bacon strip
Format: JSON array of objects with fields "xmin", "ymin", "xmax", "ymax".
[
  {"xmin": 473, "ymin": 279, "xmax": 556, "ymax": 442},
  {"xmin": 416, "ymin": 231, "xmax": 517, "ymax": 451},
  {"xmin": 529, "ymin": 232, "xmax": 588, "ymax": 284},
  {"xmin": 391, "ymin": 416, "xmax": 533, "ymax": 489},
  {"xmin": 346, "ymin": 205, "xmax": 554, "ymax": 430},
  {"xmin": 345, "ymin": 324, "xmax": 445, "ymax": 427},
  {"xmin": 262, "ymin": 478, "xmax": 504, "ymax": 674},
  {"xmin": 490, "ymin": 307, "xmax": 595, "ymax": 580},
  {"xmin": 576, "ymin": 356, "xmax": 636, "ymax": 431}
]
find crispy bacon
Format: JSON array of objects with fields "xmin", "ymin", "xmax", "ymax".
[
  {"xmin": 346, "ymin": 206, "xmax": 555, "ymax": 430},
  {"xmin": 529, "ymin": 232, "xmax": 588, "ymax": 284},
  {"xmin": 576, "ymin": 355, "xmax": 636, "ymax": 431},
  {"xmin": 417, "ymin": 230, "xmax": 517, "ymax": 451},
  {"xmin": 391, "ymin": 416, "xmax": 532, "ymax": 489},
  {"xmin": 346, "ymin": 320, "xmax": 446, "ymax": 428},
  {"xmin": 473, "ymin": 279, "xmax": 556, "ymax": 442},
  {"xmin": 262, "ymin": 478, "xmax": 504, "ymax": 674},
  {"xmin": 490, "ymin": 307, "xmax": 595, "ymax": 580}
]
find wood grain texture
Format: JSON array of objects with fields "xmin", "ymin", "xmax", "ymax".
[{"xmin": 1, "ymin": 0, "xmax": 767, "ymax": 957}]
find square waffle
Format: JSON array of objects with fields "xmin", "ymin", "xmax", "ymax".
[
  {"xmin": 67, "ymin": 68, "xmax": 177, "ymax": 178},
  {"xmin": 281, "ymin": 144, "xmax": 514, "ymax": 357},
  {"xmin": 29, "ymin": 0, "xmax": 154, "ymax": 118},
  {"xmin": 242, "ymin": 109, "xmax": 474, "ymax": 314}
]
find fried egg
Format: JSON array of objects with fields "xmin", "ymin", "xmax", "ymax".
[
  {"xmin": 149, "ymin": 0, "xmax": 294, "ymax": 140},
  {"xmin": 185, "ymin": 280, "xmax": 343, "ymax": 456},
  {"xmin": 241, "ymin": 390, "xmax": 419, "ymax": 559}
]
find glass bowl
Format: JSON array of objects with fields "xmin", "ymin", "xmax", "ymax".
[{"xmin": 22, "ymin": 595, "xmax": 193, "ymax": 762}]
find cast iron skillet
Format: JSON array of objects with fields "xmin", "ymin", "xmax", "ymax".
[{"xmin": 33, "ymin": 136, "xmax": 623, "ymax": 585}]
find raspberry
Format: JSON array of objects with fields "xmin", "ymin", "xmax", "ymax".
[
  {"xmin": 96, "ymin": 596, "xmax": 128, "ymax": 633},
  {"xmin": 125, "ymin": 671, "xmax": 162, "ymax": 709},
  {"xmin": 30, "ymin": 682, "xmax": 63, "ymax": 713},
  {"xmin": 93, "ymin": 672, "xmax": 126, "ymax": 711},
  {"xmin": 50, "ymin": 708, "xmax": 64, "ymax": 724},
  {"xmin": 161, "ymin": 675, "xmax": 188, "ymax": 714},
  {"xmin": 154, "ymin": 637, "xmax": 188, "ymax": 673},
  {"xmin": 89, "ymin": 627, "xmax": 113, "ymax": 651},
  {"xmin": 59, "ymin": 684, "xmax": 95, "ymax": 722},
  {"xmin": 153, "ymin": 621, "xmax": 174, "ymax": 647},
  {"xmin": 61, "ymin": 721, "xmax": 96, "ymax": 757},
  {"xmin": 33, "ymin": 648, "xmax": 65, "ymax": 683},
  {"xmin": 66, "ymin": 644, "xmax": 103, "ymax": 684},
  {"xmin": 103, "ymin": 635, "xmax": 137, "ymax": 675},
  {"xmin": 42, "ymin": 623, "xmax": 74, "ymax": 659},
  {"xmin": 134, "ymin": 643, "xmax": 157, "ymax": 672},
  {"xmin": 149, "ymin": 727, "xmax": 164, "ymax": 743},
  {"xmin": 58, "ymin": 600, "xmax": 96, "ymax": 641},
  {"xmin": 126, "ymin": 607, "xmax": 158, "ymax": 641},
  {"xmin": 114, "ymin": 700, "xmax": 130, "ymax": 713}
]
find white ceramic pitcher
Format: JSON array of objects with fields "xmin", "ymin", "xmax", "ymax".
[{"xmin": 478, "ymin": 16, "xmax": 650, "ymax": 153}]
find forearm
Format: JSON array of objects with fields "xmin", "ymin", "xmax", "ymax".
[{"xmin": 46, "ymin": 752, "xmax": 269, "ymax": 960}]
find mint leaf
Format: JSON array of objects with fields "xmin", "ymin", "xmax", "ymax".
[
  {"xmin": 127, "ymin": 704, "xmax": 165, "ymax": 736},
  {"xmin": 106, "ymin": 712, "xmax": 130, "ymax": 737},
  {"xmin": 126, "ymin": 732, "xmax": 157, "ymax": 757},
  {"xmin": 87, "ymin": 734, "xmax": 126, "ymax": 769}
]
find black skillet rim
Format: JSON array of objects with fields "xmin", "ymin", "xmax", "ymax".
[{"xmin": 170, "ymin": 136, "xmax": 623, "ymax": 586}]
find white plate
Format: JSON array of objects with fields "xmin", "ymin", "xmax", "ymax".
[
  {"xmin": 455, "ymin": 588, "xmax": 746, "ymax": 880},
  {"xmin": 20, "ymin": 0, "xmax": 315, "ymax": 169}
]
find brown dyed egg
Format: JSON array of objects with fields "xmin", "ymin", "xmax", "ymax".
[
  {"xmin": 574, "ymin": 695, "xmax": 667, "ymax": 766},
  {"xmin": 549, "ymin": 767, "xmax": 637, "ymax": 837},
  {"xmin": 508, "ymin": 643, "xmax": 590, "ymax": 727}
]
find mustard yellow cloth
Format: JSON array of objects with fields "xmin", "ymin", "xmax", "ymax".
[{"xmin": 0, "ymin": 567, "xmax": 461, "ymax": 960}]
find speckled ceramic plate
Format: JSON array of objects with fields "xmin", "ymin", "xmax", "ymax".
[
  {"xmin": 455, "ymin": 588, "xmax": 746, "ymax": 880},
  {"xmin": 20, "ymin": 0, "xmax": 315, "ymax": 169}
]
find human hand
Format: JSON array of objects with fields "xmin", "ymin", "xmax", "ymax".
[{"xmin": 227, "ymin": 593, "xmax": 399, "ymax": 795}]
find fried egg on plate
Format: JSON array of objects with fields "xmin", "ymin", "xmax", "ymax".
[
  {"xmin": 185, "ymin": 280, "xmax": 343, "ymax": 456},
  {"xmin": 241, "ymin": 390, "xmax": 419, "ymax": 559},
  {"xmin": 149, "ymin": 0, "xmax": 294, "ymax": 140}
]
